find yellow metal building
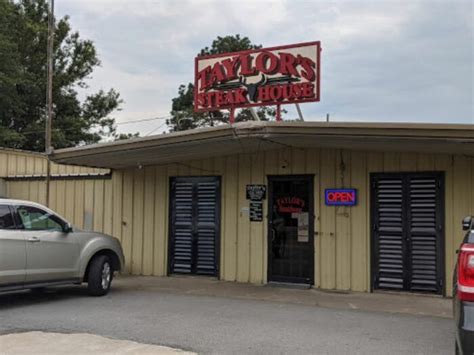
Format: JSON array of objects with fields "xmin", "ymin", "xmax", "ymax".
[
  {"xmin": 0, "ymin": 147, "xmax": 111, "ymax": 232},
  {"xmin": 4, "ymin": 122, "xmax": 474, "ymax": 297}
]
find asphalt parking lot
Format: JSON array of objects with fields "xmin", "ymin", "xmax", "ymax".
[{"xmin": 0, "ymin": 278, "xmax": 453, "ymax": 354}]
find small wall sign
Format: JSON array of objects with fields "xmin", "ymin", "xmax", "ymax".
[
  {"xmin": 325, "ymin": 189, "xmax": 357, "ymax": 206},
  {"xmin": 249, "ymin": 201, "xmax": 263, "ymax": 222},
  {"xmin": 246, "ymin": 185, "xmax": 266, "ymax": 201}
]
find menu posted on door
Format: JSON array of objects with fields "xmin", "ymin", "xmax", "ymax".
[{"xmin": 297, "ymin": 212, "xmax": 309, "ymax": 242}]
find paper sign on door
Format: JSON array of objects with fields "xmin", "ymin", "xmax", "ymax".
[{"xmin": 297, "ymin": 212, "xmax": 309, "ymax": 242}]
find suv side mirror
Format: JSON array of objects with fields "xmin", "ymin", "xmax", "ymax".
[
  {"xmin": 463, "ymin": 216, "xmax": 473, "ymax": 231},
  {"xmin": 63, "ymin": 223, "xmax": 73, "ymax": 233}
]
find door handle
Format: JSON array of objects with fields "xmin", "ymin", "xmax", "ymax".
[{"xmin": 27, "ymin": 236, "xmax": 40, "ymax": 243}]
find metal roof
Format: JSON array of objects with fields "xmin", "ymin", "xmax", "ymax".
[
  {"xmin": 0, "ymin": 146, "xmax": 45, "ymax": 156},
  {"xmin": 51, "ymin": 121, "xmax": 474, "ymax": 169}
]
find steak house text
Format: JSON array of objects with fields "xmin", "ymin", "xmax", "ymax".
[{"xmin": 194, "ymin": 42, "xmax": 320, "ymax": 111}]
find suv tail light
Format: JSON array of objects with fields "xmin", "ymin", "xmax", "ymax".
[{"xmin": 458, "ymin": 244, "xmax": 474, "ymax": 301}]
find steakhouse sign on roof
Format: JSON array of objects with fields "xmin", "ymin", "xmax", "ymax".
[{"xmin": 194, "ymin": 41, "xmax": 321, "ymax": 112}]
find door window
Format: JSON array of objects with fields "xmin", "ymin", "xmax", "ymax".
[
  {"xmin": 268, "ymin": 176, "xmax": 314, "ymax": 284},
  {"xmin": 0, "ymin": 205, "xmax": 15, "ymax": 229},
  {"xmin": 17, "ymin": 206, "xmax": 64, "ymax": 231}
]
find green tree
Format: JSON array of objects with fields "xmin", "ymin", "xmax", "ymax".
[
  {"xmin": 115, "ymin": 132, "xmax": 140, "ymax": 140},
  {"xmin": 0, "ymin": 0, "xmax": 127, "ymax": 152},
  {"xmin": 167, "ymin": 35, "xmax": 280, "ymax": 132}
]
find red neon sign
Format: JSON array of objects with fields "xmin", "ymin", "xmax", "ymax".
[
  {"xmin": 276, "ymin": 196, "xmax": 305, "ymax": 213},
  {"xmin": 194, "ymin": 41, "xmax": 321, "ymax": 112},
  {"xmin": 325, "ymin": 189, "xmax": 357, "ymax": 206}
]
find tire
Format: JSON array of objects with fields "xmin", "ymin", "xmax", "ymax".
[{"xmin": 87, "ymin": 255, "xmax": 113, "ymax": 296}]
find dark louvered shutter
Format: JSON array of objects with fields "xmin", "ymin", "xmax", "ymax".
[
  {"xmin": 407, "ymin": 176, "xmax": 443, "ymax": 293},
  {"xmin": 372, "ymin": 173, "xmax": 444, "ymax": 294},
  {"xmin": 169, "ymin": 177, "xmax": 220, "ymax": 276},
  {"xmin": 196, "ymin": 181, "xmax": 219, "ymax": 275},
  {"xmin": 372, "ymin": 177, "xmax": 405, "ymax": 290},
  {"xmin": 171, "ymin": 180, "xmax": 194, "ymax": 273}
]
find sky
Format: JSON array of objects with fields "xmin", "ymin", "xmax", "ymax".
[{"xmin": 56, "ymin": 0, "xmax": 473, "ymax": 136}]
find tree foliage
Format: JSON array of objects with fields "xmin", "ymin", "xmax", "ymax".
[
  {"xmin": 167, "ymin": 35, "xmax": 280, "ymax": 132},
  {"xmin": 0, "ymin": 0, "xmax": 126, "ymax": 151}
]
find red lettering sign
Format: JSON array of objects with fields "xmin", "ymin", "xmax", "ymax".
[
  {"xmin": 276, "ymin": 196, "xmax": 306, "ymax": 213},
  {"xmin": 194, "ymin": 42, "xmax": 321, "ymax": 112}
]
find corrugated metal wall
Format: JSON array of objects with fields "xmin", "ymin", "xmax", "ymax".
[
  {"xmin": 1, "ymin": 148, "xmax": 112, "ymax": 233},
  {"xmin": 109, "ymin": 149, "xmax": 474, "ymax": 296},
  {"xmin": 3, "ymin": 147, "xmax": 474, "ymax": 296},
  {"xmin": 0, "ymin": 148, "xmax": 108, "ymax": 177},
  {"xmin": 7, "ymin": 178, "xmax": 114, "ymax": 235}
]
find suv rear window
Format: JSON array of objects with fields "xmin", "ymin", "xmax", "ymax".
[{"xmin": 0, "ymin": 205, "xmax": 15, "ymax": 229}]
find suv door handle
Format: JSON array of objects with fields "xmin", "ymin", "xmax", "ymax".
[{"xmin": 27, "ymin": 236, "xmax": 40, "ymax": 243}]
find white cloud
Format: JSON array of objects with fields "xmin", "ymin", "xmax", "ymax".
[{"xmin": 56, "ymin": 0, "xmax": 473, "ymax": 135}]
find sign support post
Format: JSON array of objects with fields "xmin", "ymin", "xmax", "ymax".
[
  {"xmin": 249, "ymin": 107, "xmax": 260, "ymax": 121},
  {"xmin": 276, "ymin": 104, "xmax": 281, "ymax": 121},
  {"xmin": 229, "ymin": 108, "xmax": 235, "ymax": 124},
  {"xmin": 295, "ymin": 103, "xmax": 304, "ymax": 121}
]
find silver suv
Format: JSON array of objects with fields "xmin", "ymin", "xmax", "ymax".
[{"xmin": 0, "ymin": 198, "xmax": 124, "ymax": 296}]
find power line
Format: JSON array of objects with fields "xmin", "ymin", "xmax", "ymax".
[
  {"xmin": 115, "ymin": 115, "xmax": 170, "ymax": 125},
  {"xmin": 15, "ymin": 115, "xmax": 172, "ymax": 136},
  {"xmin": 145, "ymin": 121, "xmax": 168, "ymax": 136}
]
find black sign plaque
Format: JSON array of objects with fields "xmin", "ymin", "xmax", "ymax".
[
  {"xmin": 249, "ymin": 201, "xmax": 263, "ymax": 222},
  {"xmin": 246, "ymin": 185, "xmax": 266, "ymax": 201}
]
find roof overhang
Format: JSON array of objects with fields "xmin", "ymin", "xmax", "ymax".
[{"xmin": 51, "ymin": 121, "xmax": 474, "ymax": 169}]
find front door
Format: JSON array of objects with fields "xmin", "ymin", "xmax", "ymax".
[
  {"xmin": 169, "ymin": 176, "xmax": 220, "ymax": 276},
  {"xmin": 268, "ymin": 175, "xmax": 314, "ymax": 284}
]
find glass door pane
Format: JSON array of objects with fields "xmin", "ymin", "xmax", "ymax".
[{"xmin": 268, "ymin": 176, "xmax": 313, "ymax": 284}]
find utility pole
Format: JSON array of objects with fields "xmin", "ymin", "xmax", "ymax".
[{"xmin": 45, "ymin": 0, "xmax": 54, "ymax": 207}]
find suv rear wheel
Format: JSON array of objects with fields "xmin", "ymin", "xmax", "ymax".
[{"xmin": 87, "ymin": 255, "xmax": 113, "ymax": 296}]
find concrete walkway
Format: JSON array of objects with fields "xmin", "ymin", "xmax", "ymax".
[
  {"xmin": 115, "ymin": 275, "xmax": 452, "ymax": 318},
  {"xmin": 0, "ymin": 331, "xmax": 195, "ymax": 355}
]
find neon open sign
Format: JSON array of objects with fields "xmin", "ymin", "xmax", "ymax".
[{"xmin": 325, "ymin": 189, "xmax": 357, "ymax": 206}]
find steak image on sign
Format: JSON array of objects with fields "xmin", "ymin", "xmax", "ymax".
[{"xmin": 194, "ymin": 41, "xmax": 321, "ymax": 112}]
